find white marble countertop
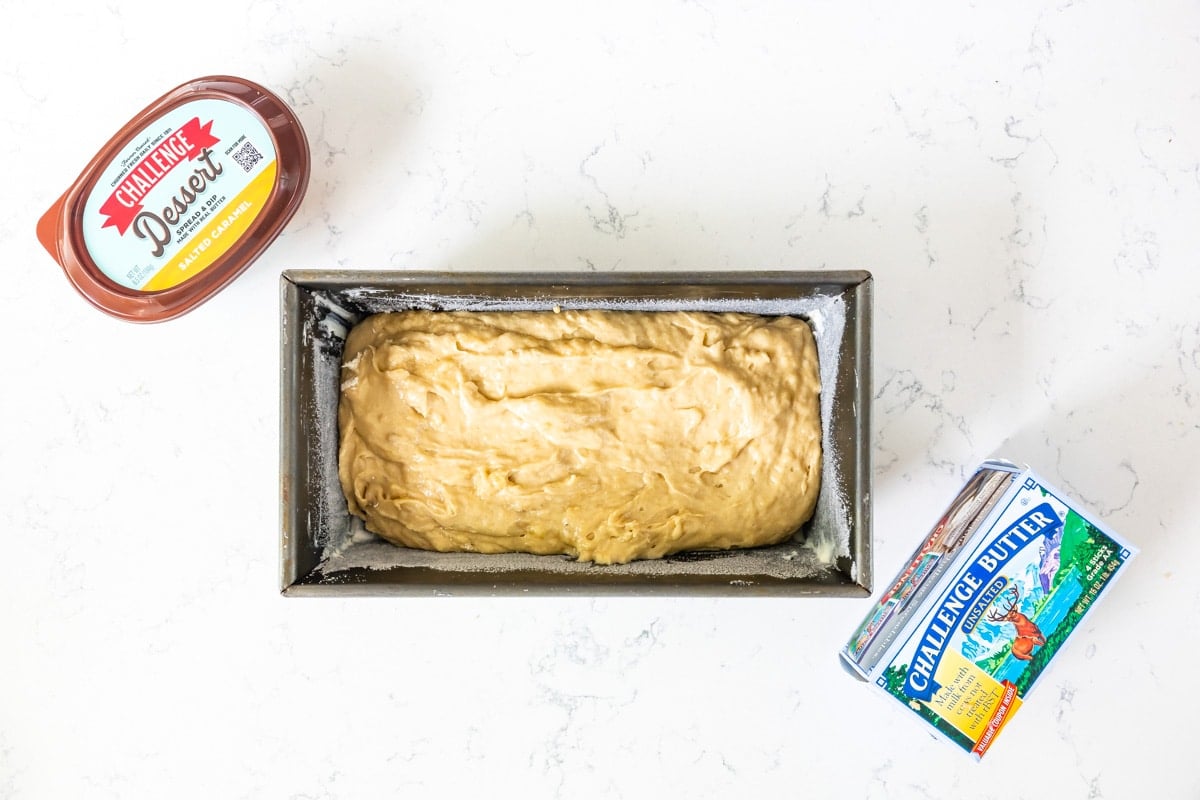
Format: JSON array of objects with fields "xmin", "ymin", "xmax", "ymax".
[{"xmin": 3, "ymin": 1, "xmax": 1197, "ymax": 797}]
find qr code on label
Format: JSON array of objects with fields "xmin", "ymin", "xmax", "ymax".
[{"xmin": 232, "ymin": 141, "xmax": 263, "ymax": 172}]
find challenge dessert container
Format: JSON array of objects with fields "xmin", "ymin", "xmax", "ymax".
[
  {"xmin": 38, "ymin": 75, "xmax": 309, "ymax": 322},
  {"xmin": 280, "ymin": 270, "xmax": 872, "ymax": 596}
]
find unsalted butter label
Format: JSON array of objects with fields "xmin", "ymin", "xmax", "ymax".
[
  {"xmin": 842, "ymin": 462, "xmax": 1137, "ymax": 759},
  {"xmin": 81, "ymin": 98, "xmax": 276, "ymax": 291}
]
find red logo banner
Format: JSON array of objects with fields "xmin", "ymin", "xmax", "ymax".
[{"xmin": 98, "ymin": 118, "xmax": 221, "ymax": 235}]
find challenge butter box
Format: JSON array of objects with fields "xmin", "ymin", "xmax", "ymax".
[{"xmin": 841, "ymin": 460, "xmax": 1137, "ymax": 758}]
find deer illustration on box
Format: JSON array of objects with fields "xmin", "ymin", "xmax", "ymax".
[{"xmin": 987, "ymin": 584, "xmax": 1046, "ymax": 661}]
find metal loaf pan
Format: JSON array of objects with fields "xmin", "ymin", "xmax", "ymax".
[{"xmin": 280, "ymin": 270, "xmax": 872, "ymax": 596}]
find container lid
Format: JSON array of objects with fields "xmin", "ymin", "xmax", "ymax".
[{"xmin": 37, "ymin": 75, "xmax": 310, "ymax": 322}]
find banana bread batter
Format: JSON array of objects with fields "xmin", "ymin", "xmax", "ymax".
[{"xmin": 337, "ymin": 309, "xmax": 821, "ymax": 564}]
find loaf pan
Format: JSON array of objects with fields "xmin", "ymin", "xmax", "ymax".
[{"xmin": 280, "ymin": 270, "xmax": 872, "ymax": 596}]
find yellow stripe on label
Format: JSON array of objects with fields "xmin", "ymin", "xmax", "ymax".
[
  {"xmin": 142, "ymin": 161, "xmax": 277, "ymax": 292},
  {"xmin": 923, "ymin": 648, "xmax": 1022, "ymax": 740}
]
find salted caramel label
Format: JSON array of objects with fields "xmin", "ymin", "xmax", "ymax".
[{"xmin": 82, "ymin": 98, "xmax": 277, "ymax": 292}]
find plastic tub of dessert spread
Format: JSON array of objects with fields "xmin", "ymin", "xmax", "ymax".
[{"xmin": 37, "ymin": 75, "xmax": 310, "ymax": 322}]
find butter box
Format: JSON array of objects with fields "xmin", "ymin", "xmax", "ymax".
[{"xmin": 841, "ymin": 460, "xmax": 1137, "ymax": 758}]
